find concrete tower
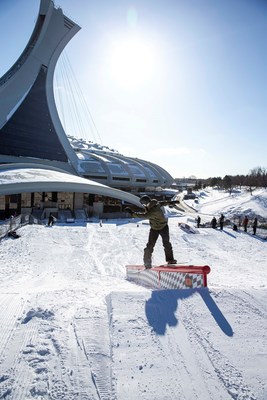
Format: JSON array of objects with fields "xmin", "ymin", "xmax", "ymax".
[{"xmin": 0, "ymin": 0, "xmax": 80, "ymax": 173}]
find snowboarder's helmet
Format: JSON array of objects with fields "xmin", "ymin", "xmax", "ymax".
[{"xmin": 140, "ymin": 195, "xmax": 151, "ymax": 205}]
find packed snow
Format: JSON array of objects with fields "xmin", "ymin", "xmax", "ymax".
[{"xmin": 0, "ymin": 188, "xmax": 266, "ymax": 399}]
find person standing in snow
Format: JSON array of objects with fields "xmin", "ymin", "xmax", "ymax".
[
  {"xmin": 125, "ymin": 195, "xmax": 179, "ymax": 269},
  {"xmin": 219, "ymin": 214, "xmax": 225, "ymax": 230},
  {"xmin": 211, "ymin": 217, "xmax": 217, "ymax": 229},
  {"xmin": 252, "ymin": 217, "xmax": 258, "ymax": 235},
  {"xmin": 243, "ymin": 216, "xmax": 249, "ymax": 232},
  {"xmin": 48, "ymin": 213, "xmax": 55, "ymax": 227},
  {"xmin": 196, "ymin": 215, "xmax": 201, "ymax": 228}
]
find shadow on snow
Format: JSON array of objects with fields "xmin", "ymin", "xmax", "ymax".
[{"xmin": 145, "ymin": 288, "xmax": 233, "ymax": 337}]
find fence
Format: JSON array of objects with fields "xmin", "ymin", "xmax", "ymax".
[
  {"xmin": 0, "ymin": 215, "xmax": 21, "ymax": 240},
  {"xmin": 0, "ymin": 215, "xmax": 34, "ymax": 240}
]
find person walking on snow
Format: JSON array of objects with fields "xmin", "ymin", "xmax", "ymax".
[{"xmin": 125, "ymin": 195, "xmax": 179, "ymax": 269}]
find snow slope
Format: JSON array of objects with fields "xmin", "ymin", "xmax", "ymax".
[
  {"xmin": 189, "ymin": 188, "xmax": 267, "ymax": 221},
  {"xmin": 0, "ymin": 189, "xmax": 266, "ymax": 399}
]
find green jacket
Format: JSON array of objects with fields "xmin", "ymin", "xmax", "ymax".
[{"xmin": 132, "ymin": 199, "xmax": 173, "ymax": 230}]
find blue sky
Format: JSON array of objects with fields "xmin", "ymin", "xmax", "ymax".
[{"xmin": 0, "ymin": 0, "xmax": 267, "ymax": 179}]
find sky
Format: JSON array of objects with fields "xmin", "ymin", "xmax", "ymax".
[
  {"xmin": 0, "ymin": 188, "xmax": 266, "ymax": 399},
  {"xmin": 0, "ymin": 0, "xmax": 267, "ymax": 179}
]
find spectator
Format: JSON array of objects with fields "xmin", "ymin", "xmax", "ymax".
[
  {"xmin": 48, "ymin": 213, "xmax": 55, "ymax": 227},
  {"xmin": 252, "ymin": 218, "xmax": 258, "ymax": 235},
  {"xmin": 211, "ymin": 217, "xmax": 217, "ymax": 229},
  {"xmin": 243, "ymin": 216, "xmax": 249, "ymax": 232},
  {"xmin": 219, "ymin": 214, "xmax": 225, "ymax": 230}
]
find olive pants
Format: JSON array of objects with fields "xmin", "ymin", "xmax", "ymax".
[{"xmin": 143, "ymin": 224, "xmax": 174, "ymax": 266}]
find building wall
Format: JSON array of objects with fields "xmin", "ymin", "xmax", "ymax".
[{"xmin": 0, "ymin": 67, "xmax": 68, "ymax": 162}]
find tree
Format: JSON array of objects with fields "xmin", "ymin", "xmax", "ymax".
[
  {"xmin": 247, "ymin": 166, "xmax": 267, "ymax": 192},
  {"xmin": 222, "ymin": 175, "xmax": 233, "ymax": 194},
  {"xmin": 209, "ymin": 177, "xmax": 222, "ymax": 188},
  {"xmin": 194, "ymin": 180, "xmax": 203, "ymax": 190}
]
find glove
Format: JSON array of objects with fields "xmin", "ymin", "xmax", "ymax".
[
  {"xmin": 125, "ymin": 207, "xmax": 133, "ymax": 215},
  {"xmin": 169, "ymin": 200, "xmax": 179, "ymax": 208}
]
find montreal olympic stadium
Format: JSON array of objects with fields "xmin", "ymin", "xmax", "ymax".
[{"xmin": 0, "ymin": 0, "xmax": 175, "ymax": 222}]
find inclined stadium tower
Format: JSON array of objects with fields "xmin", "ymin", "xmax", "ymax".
[{"xmin": 0, "ymin": 0, "xmax": 174, "ymax": 193}]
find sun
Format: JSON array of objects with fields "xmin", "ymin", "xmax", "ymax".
[{"xmin": 108, "ymin": 35, "xmax": 157, "ymax": 89}]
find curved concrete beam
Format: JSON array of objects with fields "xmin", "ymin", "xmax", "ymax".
[{"xmin": 0, "ymin": 166, "xmax": 142, "ymax": 206}]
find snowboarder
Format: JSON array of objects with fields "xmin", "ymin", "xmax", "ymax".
[
  {"xmin": 252, "ymin": 218, "xmax": 258, "ymax": 235},
  {"xmin": 196, "ymin": 215, "xmax": 201, "ymax": 228},
  {"xmin": 243, "ymin": 216, "xmax": 249, "ymax": 232},
  {"xmin": 125, "ymin": 195, "xmax": 179, "ymax": 269},
  {"xmin": 219, "ymin": 214, "xmax": 225, "ymax": 230}
]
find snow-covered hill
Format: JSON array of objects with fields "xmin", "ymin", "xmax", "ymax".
[
  {"xmin": 186, "ymin": 188, "xmax": 267, "ymax": 221},
  {"xmin": 0, "ymin": 189, "xmax": 266, "ymax": 399}
]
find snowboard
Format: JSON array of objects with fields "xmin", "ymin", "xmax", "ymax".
[
  {"xmin": 127, "ymin": 262, "xmax": 189, "ymax": 272},
  {"xmin": 157, "ymin": 262, "xmax": 190, "ymax": 268}
]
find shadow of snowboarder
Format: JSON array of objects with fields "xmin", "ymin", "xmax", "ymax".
[{"xmin": 145, "ymin": 288, "xmax": 233, "ymax": 337}]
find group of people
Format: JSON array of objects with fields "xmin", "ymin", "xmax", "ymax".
[
  {"xmin": 210, "ymin": 214, "xmax": 258, "ymax": 235},
  {"xmin": 243, "ymin": 216, "xmax": 258, "ymax": 235},
  {"xmin": 211, "ymin": 214, "xmax": 225, "ymax": 230}
]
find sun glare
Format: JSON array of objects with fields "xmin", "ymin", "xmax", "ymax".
[{"xmin": 108, "ymin": 35, "xmax": 157, "ymax": 89}]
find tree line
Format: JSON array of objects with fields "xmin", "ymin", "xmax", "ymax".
[{"xmin": 194, "ymin": 166, "xmax": 267, "ymax": 194}]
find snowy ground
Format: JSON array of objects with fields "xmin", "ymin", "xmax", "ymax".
[{"xmin": 0, "ymin": 189, "xmax": 266, "ymax": 399}]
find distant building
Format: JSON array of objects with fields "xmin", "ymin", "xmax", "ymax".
[{"xmin": 172, "ymin": 177, "xmax": 197, "ymax": 191}]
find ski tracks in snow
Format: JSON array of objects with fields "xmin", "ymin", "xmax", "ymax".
[
  {"xmin": 180, "ymin": 291, "xmax": 258, "ymax": 400},
  {"xmin": 108, "ymin": 289, "xmax": 264, "ymax": 400},
  {"xmin": 73, "ymin": 305, "xmax": 113, "ymax": 400},
  {"xmin": 0, "ymin": 291, "xmax": 105, "ymax": 399},
  {"xmin": 107, "ymin": 292, "xmax": 184, "ymax": 400},
  {"xmin": 0, "ymin": 286, "xmax": 265, "ymax": 399},
  {"xmin": 86, "ymin": 224, "xmax": 145, "ymax": 275}
]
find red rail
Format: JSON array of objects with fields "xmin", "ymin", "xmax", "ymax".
[{"xmin": 126, "ymin": 265, "xmax": 211, "ymax": 287}]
